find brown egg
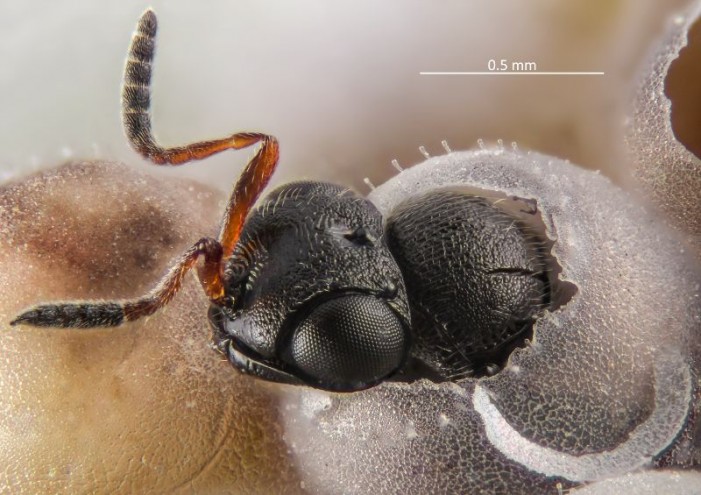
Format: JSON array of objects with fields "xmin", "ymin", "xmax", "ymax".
[{"xmin": 0, "ymin": 161, "xmax": 303, "ymax": 494}]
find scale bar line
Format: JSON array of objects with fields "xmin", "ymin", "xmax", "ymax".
[{"xmin": 420, "ymin": 71, "xmax": 605, "ymax": 76}]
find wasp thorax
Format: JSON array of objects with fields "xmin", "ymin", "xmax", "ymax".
[{"xmin": 385, "ymin": 189, "xmax": 563, "ymax": 380}]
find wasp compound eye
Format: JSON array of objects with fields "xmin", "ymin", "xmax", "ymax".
[{"xmin": 281, "ymin": 295, "xmax": 409, "ymax": 391}]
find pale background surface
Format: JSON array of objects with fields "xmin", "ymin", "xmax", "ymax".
[{"xmin": 0, "ymin": 0, "xmax": 691, "ymax": 191}]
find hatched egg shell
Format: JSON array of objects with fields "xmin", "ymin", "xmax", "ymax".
[
  {"xmin": 570, "ymin": 470, "xmax": 701, "ymax": 494},
  {"xmin": 0, "ymin": 162, "xmax": 303, "ymax": 494},
  {"xmin": 625, "ymin": 0, "xmax": 701, "ymax": 240},
  {"xmin": 279, "ymin": 148, "xmax": 701, "ymax": 493}
]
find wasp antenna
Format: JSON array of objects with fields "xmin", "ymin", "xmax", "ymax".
[
  {"xmin": 11, "ymin": 236, "xmax": 226, "ymax": 328},
  {"xmin": 122, "ymin": 9, "xmax": 159, "ymax": 159},
  {"xmin": 11, "ymin": 302, "xmax": 126, "ymax": 328},
  {"xmin": 121, "ymin": 10, "xmax": 280, "ymax": 257}
]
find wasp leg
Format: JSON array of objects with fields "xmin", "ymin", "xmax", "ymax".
[
  {"xmin": 11, "ymin": 237, "xmax": 223, "ymax": 328},
  {"xmin": 122, "ymin": 9, "xmax": 280, "ymax": 258}
]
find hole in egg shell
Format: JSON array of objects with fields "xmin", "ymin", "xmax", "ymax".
[
  {"xmin": 402, "ymin": 183, "xmax": 579, "ymax": 313},
  {"xmin": 385, "ymin": 184, "xmax": 578, "ymax": 381},
  {"xmin": 279, "ymin": 147, "xmax": 700, "ymax": 494},
  {"xmin": 436, "ymin": 185, "xmax": 579, "ymax": 314},
  {"xmin": 665, "ymin": 15, "xmax": 701, "ymax": 163},
  {"xmin": 627, "ymin": 0, "xmax": 701, "ymax": 240}
]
